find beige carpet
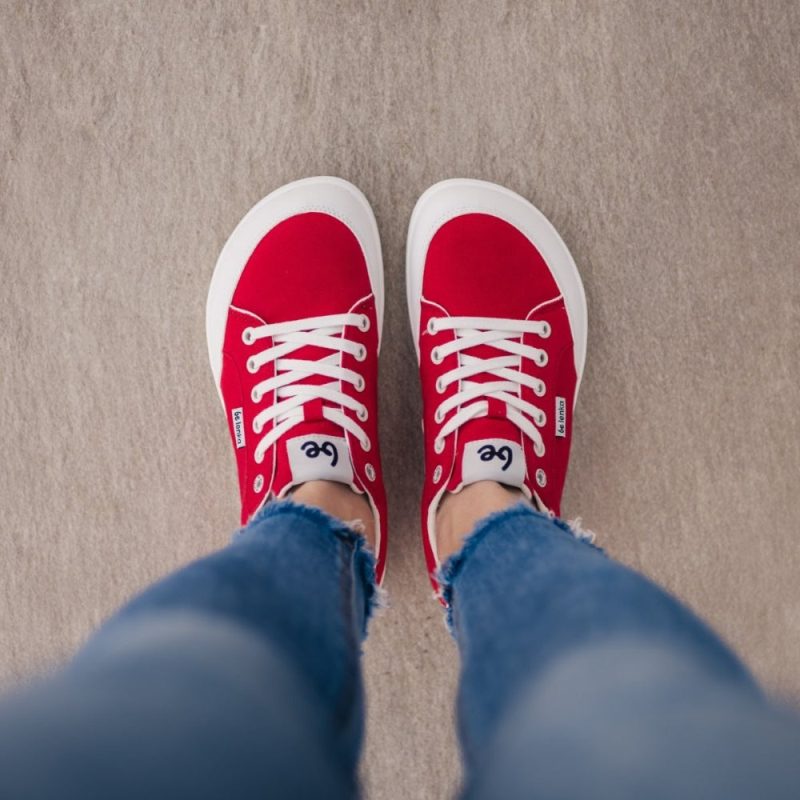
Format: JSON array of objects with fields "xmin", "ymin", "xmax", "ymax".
[{"xmin": 2, "ymin": 1, "xmax": 799, "ymax": 797}]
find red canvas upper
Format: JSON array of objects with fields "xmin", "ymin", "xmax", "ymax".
[
  {"xmin": 417, "ymin": 213, "xmax": 578, "ymax": 589},
  {"xmin": 217, "ymin": 212, "xmax": 387, "ymax": 581}
]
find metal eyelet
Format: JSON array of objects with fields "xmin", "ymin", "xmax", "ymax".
[
  {"xmin": 251, "ymin": 388, "xmax": 261, "ymax": 403},
  {"xmin": 358, "ymin": 315, "xmax": 370, "ymax": 332},
  {"xmin": 539, "ymin": 322, "xmax": 551, "ymax": 339},
  {"xmin": 434, "ymin": 438, "xmax": 445, "ymax": 454},
  {"xmin": 537, "ymin": 351, "xmax": 549, "ymax": 367},
  {"xmin": 535, "ymin": 381, "xmax": 546, "ymax": 397},
  {"xmin": 433, "ymin": 465, "xmax": 443, "ymax": 483},
  {"xmin": 427, "ymin": 318, "xmax": 438, "ymax": 335},
  {"xmin": 355, "ymin": 375, "xmax": 366, "ymax": 392},
  {"xmin": 242, "ymin": 328, "xmax": 255, "ymax": 345},
  {"xmin": 536, "ymin": 412, "xmax": 546, "ymax": 427},
  {"xmin": 434, "ymin": 408, "xmax": 444, "ymax": 424},
  {"xmin": 361, "ymin": 437, "xmax": 371, "ymax": 452},
  {"xmin": 357, "ymin": 406, "xmax": 368, "ymax": 422},
  {"xmin": 431, "ymin": 348, "xmax": 442, "ymax": 364},
  {"xmin": 253, "ymin": 474, "xmax": 264, "ymax": 492},
  {"xmin": 436, "ymin": 377, "xmax": 446, "ymax": 394},
  {"xmin": 247, "ymin": 357, "xmax": 258, "ymax": 374},
  {"xmin": 535, "ymin": 468, "xmax": 547, "ymax": 487},
  {"xmin": 355, "ymin": 345, "xmax": 367, "ymax": 362},
  {"xmin": 252, "ymin": 420, "xmax": 262, "ymax": 434},
  {"xmin": 365, "ymin": 463, "xmax": 376, "ymax": 481},
  {"xmin": 534, "ymin": 442, "xmax": 546, "ymax": 458}
]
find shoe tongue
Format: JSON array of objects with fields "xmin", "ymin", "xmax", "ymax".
[
  {"xmin": 273, "ymin": 420, "xmax": 355, "ymax": 496},
  {"xmin": 447, "ymin": 418, "xmax": 526, "ymax": 492},
  {"xmin": 271, "ymin": 336, "xmax": 357, "ymax": 495}
]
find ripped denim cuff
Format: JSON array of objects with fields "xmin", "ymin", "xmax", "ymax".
[
  {"xmin": 436, "ymin": 502, "xmax": 601, "ymax": 632},
  {"xmin": 235, "ymin": 498, "xmax": 386, "ymax": 630}
]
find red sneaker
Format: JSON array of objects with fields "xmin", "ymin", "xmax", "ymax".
[
  {"xmin": 406, "ymin": 179, "xmax": 587, "ymax": 597},
  {"xmin": 206, "ymin": 177, "xmax": 388, "ymax": 583}
]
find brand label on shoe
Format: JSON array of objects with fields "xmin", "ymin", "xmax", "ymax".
[
  {"xmin": 462, "ymin": 439, "xmax": 525, "ymax": 488},
  {"xmin": 287, "ymin": 435, "xmax": 354, "ymax": 486},
  {"xmin": 555, "ymin": 397, "xmax": 567, "ymax": 438},
  {"xmin": 231, "ymin": 408, "xmax": 246, "ymax": 449}
]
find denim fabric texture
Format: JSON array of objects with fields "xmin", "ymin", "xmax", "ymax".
[
  {"xmin": 0, "ymin": 501, "xmax": 376, "ymax": 800},
  {"xmin": 1, "ymin": 501, "xmax": 799, "ymax": 800},
  {"xmin": 439, "ymin": 504, "xmax": 800, "ymax": 799}
]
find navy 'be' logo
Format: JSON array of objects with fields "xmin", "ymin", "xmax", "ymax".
[
  {"xmin": 301, "ymin": 440, "xmax": 338, "ymax": 467},
  {"xmin": 478, "ymin": 444, "xmax": 513, "ymax": 471}
]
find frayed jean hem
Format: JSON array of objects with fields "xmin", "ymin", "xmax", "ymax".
[
  {"xmin": 436, "ymin": 502, "xmax": 603, "ymax": 632},
  {"xmin": 233, "ymin": 499, "xmax": 383, "ymax": 633}
]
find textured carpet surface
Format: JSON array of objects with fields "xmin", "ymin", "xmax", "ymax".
[{"xmin": 2, "ymin": 1, "xmax": 799, "ymax": 797}]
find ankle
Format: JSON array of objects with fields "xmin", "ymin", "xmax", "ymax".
[
  {"xmin": 436, "ymin": 481, "xmax": 527, "ymax": 562},
  {"xmin": 291, "ymin": 481, "xmax": 376, "ymax": 551}
]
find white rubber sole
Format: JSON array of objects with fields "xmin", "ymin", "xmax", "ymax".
[
  {"xmin": 405, "ymin": 178, "xmax": 587, "ymax": 393},
  {"xmin": 206, "ymin": 176, "xmax": 385, "ymax": 401}
]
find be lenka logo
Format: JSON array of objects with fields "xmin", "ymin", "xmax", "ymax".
[
  {"xmin": 232, "ymin": 408, "xmax": 246, "ymax": 449},
  {"xmin": 301, "ymin": 440, "xmax": 339, "ymax": 467},
  {"xmin": 287, "ymin": 435, "xmax": 353, "ymax": 484},
  {"xmin": 478, "ymin": 443, "xmax": 513, "ymax": 471},
  {"xmin": 555, "ymin": 397, "xmax": 567, "ymax": 438},
  {"xmin": 463, "ymin": 439, "xmax": 524, "ymax": 486}
]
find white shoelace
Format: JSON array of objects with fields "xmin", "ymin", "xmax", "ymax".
[
  {"xmin": 241, "ymin": 313, "xmax": 371, "ymax": 464},
  {"xmin": 428, "ymin": 315, "xmax": 551, "ymax": 456}
]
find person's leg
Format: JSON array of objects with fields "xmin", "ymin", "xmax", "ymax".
[
  {"xmin": 0, "ymin": 494, "xmax": 378, "ymax": 800},
  {"xmin": 405, "ymin": 179, "xmax": 800, "ymax": 798},
  {"xmin": 439, "ymin": 489, "xmax": 800, "ymax": 800},
  {"xmin": 0, "ymin": 179, "xmax": 390, "ymax": 799}
]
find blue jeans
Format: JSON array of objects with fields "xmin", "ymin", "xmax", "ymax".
[{"xmin": 0, "ymin": 501, "xmax": 798, "ymax": 798}]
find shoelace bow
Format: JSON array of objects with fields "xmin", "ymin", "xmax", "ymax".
[
  {"xmin": 241, "ymin": 313, "xmax": 371, "ymax": 464},
  {"xmin": 428, "ymin": 315, "xmax": 551, "ymax": 456}
]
